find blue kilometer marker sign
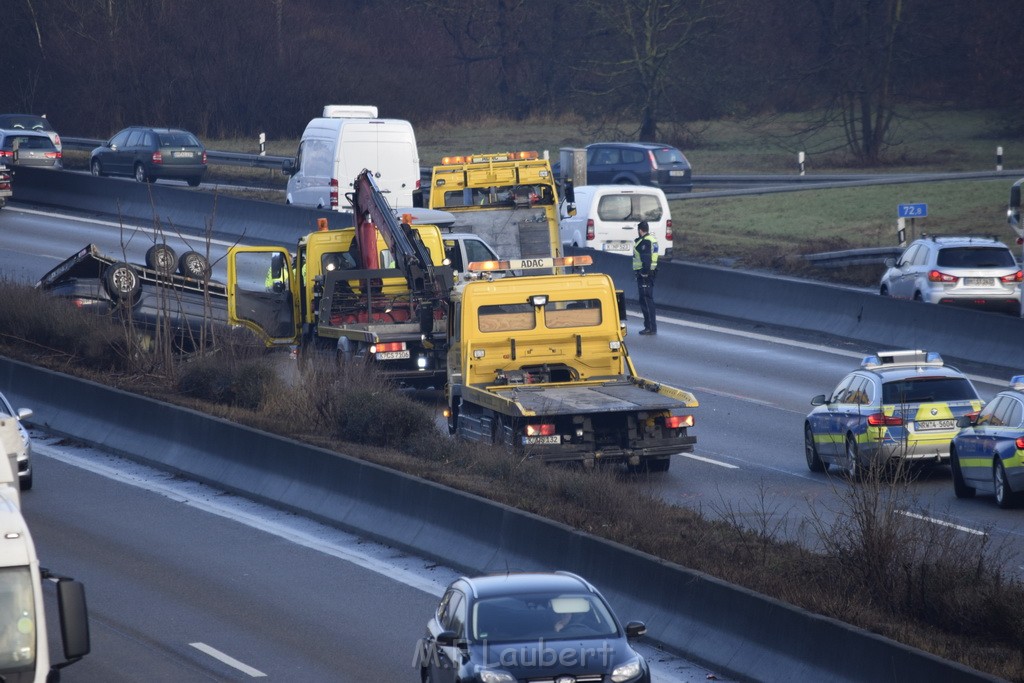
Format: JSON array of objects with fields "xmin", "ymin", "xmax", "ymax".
[{"xmin": 898, "ymin": 203, "xmax": 928, "ymax": 218}]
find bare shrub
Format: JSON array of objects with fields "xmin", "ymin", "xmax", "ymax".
[{"xmin": 177, "ymin": 351, "xmax": 282, "ymax": 409}]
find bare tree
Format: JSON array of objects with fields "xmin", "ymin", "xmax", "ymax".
[{"xmin": 576, "ymin": 0, "xmax": 723, "ymax": 140}]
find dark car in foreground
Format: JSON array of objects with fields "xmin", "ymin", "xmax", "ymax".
[
  {"xmin": 419, "ymin": 572, "xmax": 650, "ymax": 683},
  {"xmin": 90, "ymin": 126, "xmax": 207, "ymax": 186},
  {"xmin": 583, "ymin": 142, "xmax": 693, "ymax": 194},
  {"xmin": 950, "ymin": 376, "xmax": 1024, "ymax": 508},
  {"xmin": 0, "ymin": 129, "xmax": 62, "ymax": 168}
]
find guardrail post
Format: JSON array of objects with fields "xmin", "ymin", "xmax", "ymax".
[
  {"xmin": 896, "ymin": 217, "xmax": 906, "ymax": 247},
  {"xmin": 259, "ymin": 133, "xmax": 266, "ymax": 156},
  {"xmin": 798, "ymin": 151, "xmax": 806, "ymax": 176},
  {"xmin": 997, "ymin": 146, "xmax": 1003, "ymax": 172}
]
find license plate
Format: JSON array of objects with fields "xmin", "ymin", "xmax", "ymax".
[
  {"xmin": 669, "ymin": 170, "xmax": 686, "ymax": 177},
  {"xmin": 603, "ymin": 242, "xmax": 631, "ymax": 252},
  {"xmin": 375, "ymin": 350, "xmax": 410, "ymax": 360},
  {"xmin": 524, "ymin": 435, "xmax": 560, "ymax": 445},
  {"xmin": 172, "ymin": 151, "xmax": 194, "ymax": 158},
  {"xmin": 964, "ymin": 277, "xmax": 993, "ymax": 286},
  {"xmin": 915, "ymin": 419, "xmax": 956, "ymax": 431}
]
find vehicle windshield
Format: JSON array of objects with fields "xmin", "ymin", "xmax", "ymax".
[
  {"xmin": 0, "ymin": 567, "xmax": 37, "ymax": 674},
  {"xmin": 2, "ymin": 136, "xmax": 54, "ymax": 151},
  {"xmin": 936, "ymin": 247, "xmax": 1015, "ymax": 268},
  {"xmin": 158, "ymin": 132, "xmax": 201, "ymax": 148},
  {"xmin": 0, "ymin": 116, "xmax": 52, "ymax": 132},
  {"xmin": 443, "ymin": 185, "xmax": 552, "ymax": 209},
  {"xmin": 652, "ymin": 147, "xmax": 688, "ymax": 165},
  {"xmin": 470, "ymin": 592, "xmax": 618, "ymax": 642},
  {"xmin": 882, "ymin": 377, "xmax": 978, "ymax": 404}
]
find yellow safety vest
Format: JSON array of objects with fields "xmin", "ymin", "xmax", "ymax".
[{"xmin": 632, "ymin": 234, "xmax": 659, "ymax": 271}]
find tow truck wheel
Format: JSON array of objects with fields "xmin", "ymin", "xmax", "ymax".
[
  {"xmin": 178, "ymin": 250, "xmax": 210, "ymax": 278},
  {"xmin": 103, "ymin": 262, "xmax": 141, "ymax": 300},
  {"xmin": 146, "ymin": 244, "xmax": 177, "ymax": 276}
]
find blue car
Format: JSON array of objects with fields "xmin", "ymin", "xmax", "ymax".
[
  {"xmin": 950, "ymin": 376, "xmax": 1024, "ymax": 508},
  {"xmin": 805, "ymin": 350, "xmax": 982, "ymax": 479}
]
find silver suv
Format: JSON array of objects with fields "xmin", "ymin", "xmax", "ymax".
[{"xmin": 879, "ymin": 235, "xmax": 1021, "ymax": 315}]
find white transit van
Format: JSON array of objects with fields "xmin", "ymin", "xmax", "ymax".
[
  {"xmin": 559, "ymin": 185, "xmax": 673, "ymax": 260},
  {"xmin": 284, "ymin": 105, "xmax": 420, "ymax": 210}
]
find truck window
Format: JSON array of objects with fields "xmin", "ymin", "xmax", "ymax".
[
  {"xmin": 478, "ymin": 303, "xmax": 536, "ymax": 332},
  {"xmin": 544, "ymin": 299, "xmax": 602, "ymax": 328},
  {"xmin": 0, "ymin": 567, "xmax": 37, "ymax": 671}
]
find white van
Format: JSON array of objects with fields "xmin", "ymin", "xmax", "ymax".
[
  {"xmin": 559, "ymin": 185, "xmax": 673, "ymax": 260},
  {"xmin": 284, "ymin": 105, "xmax": 420, "ymax": 210}
]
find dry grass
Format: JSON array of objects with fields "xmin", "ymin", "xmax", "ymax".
[{"xmin": 5, "ymin": 278, "xmax": 1024, "ymax": 680}]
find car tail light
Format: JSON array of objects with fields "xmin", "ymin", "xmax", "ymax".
[
  {"xmin": 665, "ymin": 219, "xmax": 673, "ymax": 241},
  {"xmin": 525, "ymin": 423, "xmax": 556, "ymax": 437},
  {"xmin": 586, "ymin": 219, "xmax": 595, "ymax": 241},
  {"xmin": 867, "ymin": 413, "xmax": 903, "ymax": 426},
  {"xmin": 369, "ymin": 341, "xmax": 406, "ymax": 354},
  {"xmin": 201, "ymin": 150, "xmax": 208, "ymax": 165},
  {"xmin": 1000, "ymin": 271, "xmax": 1022, "ymax": 283},
  {"xmin": 647, "ymin": 150, "xmax": 658, "ymax": 170},
  {"xmin": 330, "ymin": 178, "xmax": 339, "ymax": 209},
  {"xmin": 0, "ymin": 150, "xmax": 12, "ymax": 159},
  {"xmin": 665, "ymin": 415, "xmax": 694, "ymax": 428},
  {"xmin": 1016, "ymin": 437, "xmax": 1024, "ymax": 450},
  {"xmin": 152, "ymin": 151, "xmax": 163, "ymax": 164},
  {"xmin": 928, "ymin": 270, "xmax": 957, "ymax": 283},
  {"xmin": 45, "ymin": 151, "xmax": 60, "ymax": 159}
]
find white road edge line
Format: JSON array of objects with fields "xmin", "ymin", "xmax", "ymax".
[
  {"xmin": 898, "ymin": 510, "xmax": 987, "ymax": 536},
  {"xmin": 680, "ymin": 453, "xmax": 739, "ymax": 469},
  {"xmin": 190, "ymin": 642, "xmax": 267, "ymax": 677}
]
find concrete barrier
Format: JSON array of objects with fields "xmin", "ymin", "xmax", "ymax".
[
  {"xmin": 578, "ymin": 249, "xmax": 1024, "ymax": 370},
  {"xmin": 0, "ymin": 355, "xmax": 999, "ymax": 682}
]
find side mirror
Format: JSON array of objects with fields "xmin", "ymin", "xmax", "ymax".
[
  {"xmin": 811, "ymin": 394, "xmax": 827, "ymax": 406},
  {"xmin": 435, "ymin": 630, "xmax": 459, "ymax": 647},
  {"xmin": 624, "ymin": 621, "xmax": 647, "ymax": 638},
  {"xmin": 57, "ymin": 579, "xmax": 90, "ymax": 661},
  {"xmin": 564, "ymin": 178, "xmax": 575, "ymax": 204},
  {"xmin": 956, "ymin": 414, "xmax": 975, "ymax": 428},
  {"xmin": 616, "ymin": 290, "xmax": 627, "ymax": 322},
  {"xmin": 565, "ymin": 201, "xmax": 577, "ymax": 218},
  {"xmin": 282, "ymin": 158, "xmax": 297, "ymax": 175},
  {"xmin": 883, "ymin": 257, "xmax": 896, "ymax": 268},
  {"xmin": 16, "ymin": 408, "xmax": 32, "ymax": 421}
]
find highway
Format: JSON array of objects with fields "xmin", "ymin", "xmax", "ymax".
[{"xmin": 1, "ymin": 203, "xmax": 1022, "ymax": 679}]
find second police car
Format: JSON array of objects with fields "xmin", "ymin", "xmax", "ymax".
[
  {"xmin": 805, "ymin": 350, "xmax": 983, "ymax": 479},
  {"xmin": 950, "ymin": 376, "xmax": 1024, "ymax": 508}
]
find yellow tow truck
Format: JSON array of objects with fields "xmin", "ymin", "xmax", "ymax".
[
  {"xmin": 429, "ymin": 151, "xmax": 562, "ymax": 271},
  {"xmin": 445, "ymin": 255, "xmax": 699, "ymax": 471},
  {"xmin": 227, "ymin": 171, "xmax": 456, "ymax": 387}
]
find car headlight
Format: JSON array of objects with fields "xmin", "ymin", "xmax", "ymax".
[
  {"xmin": 476, "ymin": 668, "xmax": 517, "ymax": 683},
  {"xmin": 611, "ymin": 657, "xmax": 643, "ymax": 682}
]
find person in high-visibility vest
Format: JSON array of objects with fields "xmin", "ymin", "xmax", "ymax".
[{"xmin": 632, "ymin": 220, "xmax": 659, "ymax": 335}]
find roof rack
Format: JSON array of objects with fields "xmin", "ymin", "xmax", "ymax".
[
  {"xmin": 861, "ymin": 349, "xmax": 943, "ymax": 370},
  {"xmin": 921, "ymin": 233, "xmax": 999, "ymax": 243}
]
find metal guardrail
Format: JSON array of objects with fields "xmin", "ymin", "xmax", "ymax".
[
  {"xmin": 804, "ymin": 245, "xmax": 903, "ymax": 268},
  {"xmin": 61, "ymin": 137, "xmax": 291, "ymax": 170}
]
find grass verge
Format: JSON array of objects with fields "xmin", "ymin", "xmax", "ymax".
[{"xmin": 4, "ymin": 279, "xmax": 1023, "ymax": 680}]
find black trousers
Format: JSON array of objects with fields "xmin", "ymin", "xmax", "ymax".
[{"xmin": 636, "ymin": 271, "xmax": 656, "ymax": 331}]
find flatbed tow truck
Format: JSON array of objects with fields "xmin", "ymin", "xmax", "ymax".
[{"xmin": 445, "ymin": 255, "xmax": 698, "ymax": 470}]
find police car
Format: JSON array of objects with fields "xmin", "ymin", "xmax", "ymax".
[
  {"xmin": 950, "ymin": 376, "xmax": 1024, "ymax": 508},
  {"xmin": 804, "ymin": 350, "xmax": 982, "ymax": 479}
]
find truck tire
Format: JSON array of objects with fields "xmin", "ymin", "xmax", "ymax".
[
  {"xmin": 178, "ymin": 250, "xmax": 210, "ymax": 278},
  {"xmin": 103, "ymin": 262, "xmax": 141, "ymax": 300},
  {"xmin": 146, "ymin": 244, "xmax": 177, "ymax": 275}
]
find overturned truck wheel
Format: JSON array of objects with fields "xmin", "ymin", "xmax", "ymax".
[
  {"xmin": 103, "ymin": 262, "xmax": 141, "ymax": 300},
  {"xmin": 145, "ymin": 244, "xmax": 177, "ymax": 275},
  {"xmin": 178, "ymin": 250, "xmax": 210, "ymax": 278}
]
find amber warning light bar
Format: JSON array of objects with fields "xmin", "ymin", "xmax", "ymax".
[{"xmin": 466, "ymin": 255, "xmax": 593, "ymax": 272}]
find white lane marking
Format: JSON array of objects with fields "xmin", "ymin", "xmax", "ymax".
[
  {"xmin": 693, "ymin": 385, "xmax": 777, "ymax": 408},
  {"xmin": 898, "ymin": 510, "xmax": 987, "ymax": 536},
  {"xmin": 190, "ymin": 642, "xmax": 266, "ymax": 677},
  {"xmin": 629, "ymin": 311, "xmax": 1006, "ymax": 387},
  {"xmin": 680, "ymin": 453, "xmax": 739, "ymax": 469},
  {"xmin": 8, "ymin": 206, "xmax": 238, "ymax": 249},
  {"xmin": 34, "ymin": 442, "xmax": 448, "ymax": 597}
]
